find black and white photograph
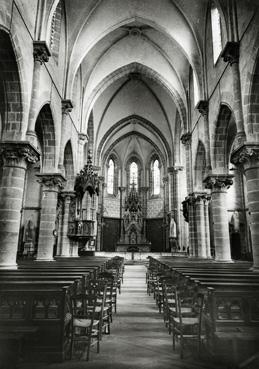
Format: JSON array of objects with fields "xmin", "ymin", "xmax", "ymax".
[{"xmin": 0, "ymin": 1, "xmax": 259, "ymax": 368}]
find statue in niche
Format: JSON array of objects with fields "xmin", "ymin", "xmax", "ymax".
[
  {"xmin": 23, "ymin": 219, "xmax": 36, "ymax": 255},
  {"xmin": 169, "ymin": 216, "xmax": 177, "ymax": 238}
]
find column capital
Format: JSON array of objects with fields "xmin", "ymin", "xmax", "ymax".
[
  {"xmin": 221, "ymin": 41, "xmax": 239, "ymax": 65},
  {"xmin": 168, "ymin": 165, "xmax": 184, "ymax": 174},
  {"xmin": 78, "ymin": 132, "xmax": 88, "ymax": 143},
  {"xmin": 204, "ymin": 174, "xmax": 234, "ymax": 191},
  {"xmin": 180, "ymin": 132, "xmax": 192, "ymax": 146},
  {"xmin": 196, "ymin": 100, "xmax": 209, "ymax": 116},
  {"xmin": 60, "ymin": 190, "xmax": 76, "ymax": 200},
  {"xmin": 188, "ymin": 191, "xmax": 211, "ymax": 204},
  {"xmin": 0, "ymin": 141, "xmax": 40, "ymax": 166},
  {"xmin": 37, "ymin": 173, "xmax": 66, "ymax": 191},
  {"xmin": 33, "ymin": 41, "xmax": 51, "ymax": 64},
  {"xmin": 62, "ymin": 99, "xmax": 73, "ymax": 115},
  {"xmin": 231, "ymin": 143, "xmax": 259, "ymax": 169},
  {"xmin": 163, "ymin": 175, "xmax": 169, "ymax": 184}
]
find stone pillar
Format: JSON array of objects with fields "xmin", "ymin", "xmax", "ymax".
[
  {"xmin": 58, "ymin": 100, "xmax": 73, "ymax": 173},
  {"xmin": 0, "ymin": 142, "xmax": 39, "ymax": 268},
  {"xmin": 186, "ymin": 195, "xmax": 196, "ymax": 257},
  {"xmin": 204, "ymin": 175, "xmax": 234, "ymax": 261},
  {"xmin": 163, "ymin": 176, "xmax": 169, "ymax": 251},
  {"xmin": 140, "ymin": 186, "xmax": 149, "ymax": 241},
  {"xmin": 231, "ymin": 144, "xmax": 259, "ymax": 270},
  {"xmin": 189, "ymin": 192, "xmax": 211, "ymax": 258},
  {"xmin": 168, "ymin": 166, "xmax": 183, "ymax": 250},
  {"xmin": 119, "ymin": 186, "xmax": 126, "ymax": 241},
  {"xmin": 221, "ymin": 42, "xmax": 246, "ymax": 147},
  {"xmin": 181, "ymin": 132, "xmax": 193, "ymax": 193},
  {"xmin": 96, "ymin": 177, "xmax": 104, "ymax": 251},
  {"xmin": 26, "ymin": 41, "xmax": 51, "ymax": 144},
  {"xmin": 196, "ymin": 101, "xmax": 212, "ymax": 171},
  {"xmin": 36, "ymin": 173, "xmax": 65, "ymax": 261},
  {"xmin": 204, "ymin": 196, "xmax": 212, "ymax": 258},
  {"xmin": 58, "ymin": 191, "xmax": 76, "ymax": 257}
]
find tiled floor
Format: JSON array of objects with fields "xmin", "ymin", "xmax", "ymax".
[{"xmin": 18, "ymin": 265, "xmax": 222, "ymax": 369}]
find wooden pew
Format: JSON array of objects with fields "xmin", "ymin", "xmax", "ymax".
[
  {"xmin": 0, "ymin": 256, "xmax": 112, "ymax": 363},
  {"xmin": 149, "ymin": 256, "xmax": 259, "ymax": 365}
]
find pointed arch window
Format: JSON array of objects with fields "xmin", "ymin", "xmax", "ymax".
[
  {"xmin": 153, "ymin": 159, "xmax": 160, "ymax": 195},
  {"xmin": 49, "ymin": 1, "xmax": 62, "ymax": 63},
  {"xmin": 107, "ymin": 159, "xmax": 115, "ymax": 194},
  {"xmin": 211, "ymin": 2, "xmax": 222, "ymax": 63},
  {"xmin": 130, "ymin": 162, "xmax": 138, "ymax": 190}
]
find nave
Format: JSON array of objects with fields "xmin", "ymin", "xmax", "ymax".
[{"xmin": 17, "ymin": 264, "xmax": 219, "ymax": 369}]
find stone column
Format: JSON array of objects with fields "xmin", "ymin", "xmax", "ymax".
[
  {"xmin": 58, "ymin": 191, "xmax": 76, "ymax": 257},
  {"xmin": 118, "ymin": 186, "xmax": 126, "ymax": 241},
  {"xmin": 168, "ymin": 166, "xmax": 183, "ymax": 250},
  {"xmin": 196, "ymin": 101, "xmax": 212, "ymax": 172},
  {"xmin": 204, "ymin": 195, "xmax": 212, "ymax": 258},
  {"xmin": 163, "ymin": 176, "xmax": 169, "ymax": 251},
  {"xmin": 221, "ymin": 42, "xmax": 246, "ymax": 147},
  {"xmin": 26, "ymin": 41, "xmax": 51, "ymax": 144},
  {"xmin": 0, "ymin": 142, "xmax": 40, "ymax": 268},
  {"xmin": 58, "ymin": 100, "xmax": 73, "ymax": 173},
  {"xmin": 96, "ymin": 176, "xmax": 104, "ymax": 251},
  {"xmin": 181, "ymin": 132, "xmax": 193, "ymax": 193},
  {"xmin": 140, "ymin": 186, "xmax": 149, "ymax": 241},
  {"xmin": 231, "ymin": 144, "xmax": 259, "ymax": 270},
  {"xmin": 36, "ymin": 173, "xmax": 65, "ymax": 261},
  {"xmin": 186, "ymin": 195, "xmax": 196, "ymax": 257},
  {"xmin": 189, "ymin": 192, "xmax": 211, "ymax": 258},
  {"xmin": 204, "ymin": 175, "xmax": 234, "ymax": 261}
]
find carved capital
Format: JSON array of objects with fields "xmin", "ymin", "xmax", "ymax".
[
  {"xmin": 62, "ymin": 99, "xmax": 73, "ymax": 115},
  {"xmin": 37, "ymin": 173, "xmax": 66, "ymax": 191},
  {"xmin": 168, "ymin": 166, "xmax": 184, "ymax": 174},
  {"xmin": 221, "ymin": 41, "xmax": 239, "ymax": 65},
  {"xmin": 188, "ymin": 192, "xmax": 211, "ymax": 205},
  {"xmin": 60, "ymin": 191, "xmax": 76, "ymax": 201},
  {"xmin": 180, "ymin": 132, "xmax": 192, "ymax": 146},
  {"xmin": 140, "ymin": 186, "xmax": 149, "ymax": 193},
  {"xmin": 196, "ymin": 100, "xmax": 209, "ymax": 116},
  {"xmin": 231, "ymin": 143, "xmax": 259, "ymax": 169},
  {"xmin": 78, "ymin": 133, "xmax": 88, "ymax": 143},
  {"xmin": 33, "ymin": 41, "xmax": 51, "ymax": 64},
  {"xmin": 163, "ymin": 176, "xmax": 169, "ymax": 184},
  {"xmin": 204, "ymin": 174, "xmax": 234, "ymax": 191},
  {"xmin": 118, "ymin": 186, "xmax": 126, "ymax": 192},
  {"xmin": 0, "ymin": 141, "xmax": 40, "ymax": 167}
]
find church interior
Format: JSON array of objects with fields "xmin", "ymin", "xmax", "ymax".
[{"xmin": 0, "ymin": 0, "xmax": 259, "ymax": 368}]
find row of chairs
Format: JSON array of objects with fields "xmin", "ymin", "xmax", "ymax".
[
  {"xmin": 146, "ymin": 265, "xmax": 204, "ymax": 359},
  {"xmin": 69, "ymin": 257, "xmax": 124, "ymax": 361}
]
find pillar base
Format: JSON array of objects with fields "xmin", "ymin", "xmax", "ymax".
[
  {"xmin": 251, "ymin": 265, "xmax": 259, "ymax": 272},
  {"xmin": 0, "ymin": 264, "xmax": 17, "ymax": 270},
  {"xmin": 35, "ymin": 258, "xmax": 56, "ymax": 262},
  {"xmin": 215, "ymin": 258, "xmax": 233, "ymax": 263}
]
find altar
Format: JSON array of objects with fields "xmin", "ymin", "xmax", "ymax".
[
  {"xmin": 116, "ymin": 243, "xmax": 151, "ymax": 252},
  {"xmin": 116, "ymin": 183, "xmax": 151, "ymax": 252}
]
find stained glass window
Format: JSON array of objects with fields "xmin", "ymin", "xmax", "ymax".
[
  {"xmin": 107, "ymin": 159, "xmax": 114, "ymax": 194},
  {"xmin": 130, "ymin": 162, "xmax": 138, "ymax": 189},
  {"xmin": 211, "ymin": 2, "xmax": 222, "ymax": 64},
  {"xmin": 153, "ymin": 159, "xmax": 160, "ymax": 195}
]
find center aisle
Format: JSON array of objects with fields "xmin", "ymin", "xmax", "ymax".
[{"xmin": 20, "ymin": 265, "xmax": 216, "ymax": 369}]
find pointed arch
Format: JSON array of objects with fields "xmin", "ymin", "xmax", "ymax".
[
  {"xmin": 35, "ymin": 104, "xmax": 56, "ymax": 171},
  {"xmin": 0, "ymin": 30, "xmax": 23, "ymax": 140},
  {"xmin": 63, "ymin": 140, "xmax": 74, "ymax": 190},
  {"xmin": 194, "ymin": 140, "xmax": 206, "ymax": 190}
]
